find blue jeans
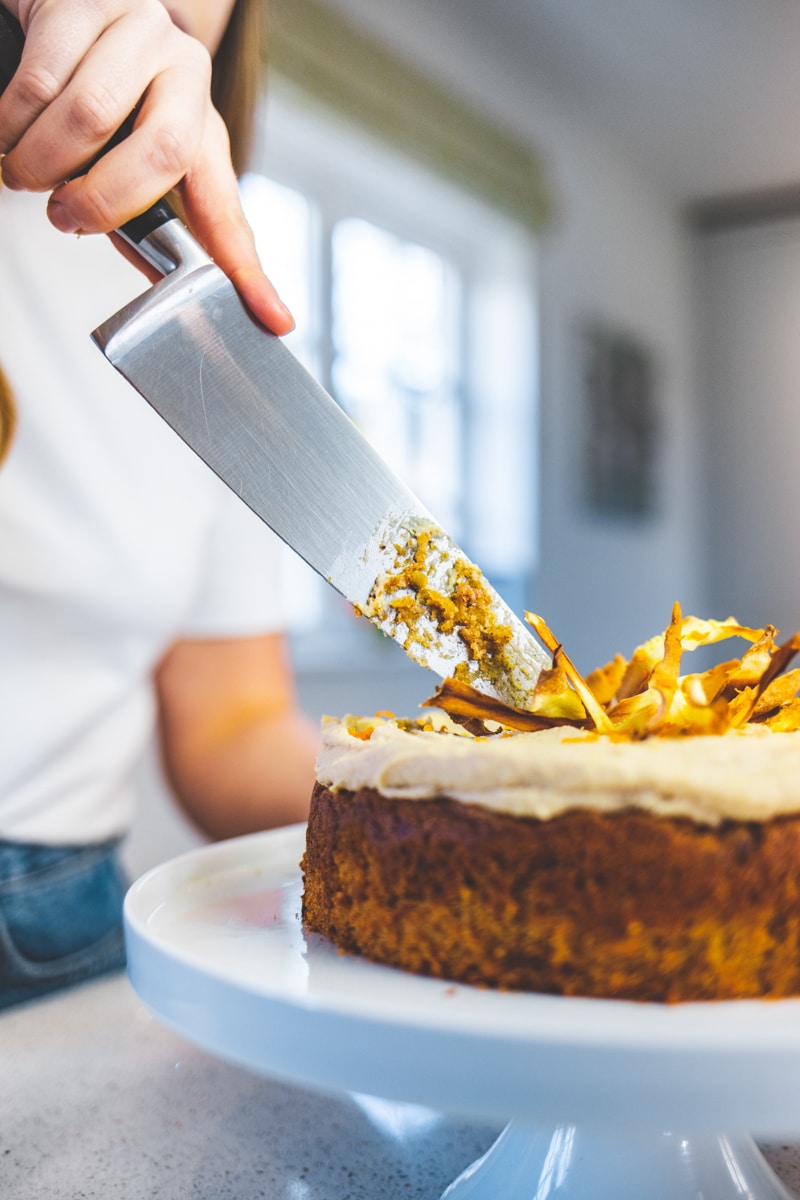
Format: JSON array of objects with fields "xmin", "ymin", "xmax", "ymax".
[{"xmin": 0, "ymin": 839, "xmax": 127, "ymax": 1010}]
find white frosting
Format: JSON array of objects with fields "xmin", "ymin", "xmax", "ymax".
[{"xmin": 316, "ymin": 715, "xmax": 800, "ymax": 826}]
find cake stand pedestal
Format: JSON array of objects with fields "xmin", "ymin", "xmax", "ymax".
[
  {"xmin": 440, "ymin": 1125, "xmax": 795, "ymax": 1200},
  {"xmin": 124, "ymin": 827, "xmax": 800, "ymax": 1200}
]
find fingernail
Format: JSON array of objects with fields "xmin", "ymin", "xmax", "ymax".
[{"xmin": 47, "ymin": 200, "xmax": 80, "ymax": 234}]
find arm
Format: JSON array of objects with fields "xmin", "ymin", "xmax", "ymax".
[
  {"xmin": 154, "ymin": 633, "xmax": 319, "ymax": 841},
  {"xmin": 0, "ymin": 0, "xmax": 292, "ymax": 333}
]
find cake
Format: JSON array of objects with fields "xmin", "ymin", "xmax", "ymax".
[{"xmin": 301, "ymin": 606, "xmax": 800, "ymax": 1003}]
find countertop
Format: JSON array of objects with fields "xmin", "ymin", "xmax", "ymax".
[
  {"xmin": 3, "ymin": 972, "xmax": 800, "ymax": 1199},
  {"xmin": 0, "ymin": 973, "xmax": 499, "ymax": 1199}
]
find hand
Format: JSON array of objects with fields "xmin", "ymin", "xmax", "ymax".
[{"xmin": 0, "ymin": 0, "xmax": 293, "ymax": 333}]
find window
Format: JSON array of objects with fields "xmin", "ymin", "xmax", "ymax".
[
  {"xmin": 241, "ymin": 86, "xmax": 539, "ymax": 668},
  {"xmin": 330, "ymin": 218, "xmax": 463, "ymax": 538}
]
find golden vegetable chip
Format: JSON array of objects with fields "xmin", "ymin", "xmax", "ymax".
[{"xmin": 425, "ymin": 602, "xmax": 800, "ymax": 740}]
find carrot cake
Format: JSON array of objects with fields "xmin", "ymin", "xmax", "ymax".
[{"xmin": 301, "ymin": 606, "xmax": 800, "ymax": 1002}]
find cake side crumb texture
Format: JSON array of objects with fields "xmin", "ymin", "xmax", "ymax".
[{"xmin": 301, "ymin": 781, "xmax": 800, "ymax": 1003}]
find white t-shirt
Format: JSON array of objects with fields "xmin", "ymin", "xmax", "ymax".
[{"xmin": 0, "ymin": 189, "xmax": 288, "ymax": 845}]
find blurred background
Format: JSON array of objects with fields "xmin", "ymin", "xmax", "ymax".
[{"xmin": 126, "ymin": 0, "xmax": 800, "ymax": 869}]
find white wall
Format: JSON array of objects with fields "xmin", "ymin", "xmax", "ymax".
[
  {"xmin": 694, "ymin": 217, "xmax": 800, "ymax": 636},
  {"xmin": 534, "ymin": 128, "xmax": 703, "ymax": 668}
]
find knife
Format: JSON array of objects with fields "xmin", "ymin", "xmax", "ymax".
[{"xmin": 0, "ymin": 10, "xmax": 549, "ymax": 707}]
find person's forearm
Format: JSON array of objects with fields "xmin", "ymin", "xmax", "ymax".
[{"xmin": 159, "ymin": 708, "xmax": 319, "ymax": 841}]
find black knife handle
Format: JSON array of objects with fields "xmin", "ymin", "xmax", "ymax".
[
  {"xmin": 0, "ymin": 5, "xmax": 175, "ymax": 245},
  {"xmin": 0, "ymin": 6, "xmax": 22, "ymax": 94}
]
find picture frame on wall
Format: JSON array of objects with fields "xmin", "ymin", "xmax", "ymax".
[{"xmin": 577, "ymin": 321, "xmax": 660, "ymax": 519}]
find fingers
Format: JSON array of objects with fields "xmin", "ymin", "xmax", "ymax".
[
  {"xmin": 44, "ymin": 47, "xmax": 213, "ymax": 232},
  {"xmin": 0, "ymin": 0, "xmax": 210, "ymax": 211},
  {"xmin": 0, "ymin": 0, "xmax": 147, "ymax": 161},
  {"xmin": 0, "ymin": 0, "xmax": 294, "ymax": 334},
  {"xmin": 106, "ymin": 109, "xmax": 294, "ymax": 336},
  {"xmin": 176, "ymin": 111, "xmax": 295, "ymax": 335},
  {"xmin": 225, "ymin": 266, "xmax": 296, "ymax": 338},
  {"xmin": 108, "ymin": 214, "xmax": 296, "ymax": 339}
]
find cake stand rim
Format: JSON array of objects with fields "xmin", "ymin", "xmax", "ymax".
[{"xmin": 123, "ymin": 826, "xmax": 800, "ymax": 1135}]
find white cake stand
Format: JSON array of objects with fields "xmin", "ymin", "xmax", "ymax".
[{"xmin": 124, "ymin": 826, "xmax": 800, "ymax": 1200}]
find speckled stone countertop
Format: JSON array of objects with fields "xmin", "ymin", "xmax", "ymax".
[
  {"xmin": 0, "ymin": 974, "xmax": 499, "ymax": 1199},
  {"xmin": 2, "ymin": 973, "xmax": 800, "ymax": 1199}
]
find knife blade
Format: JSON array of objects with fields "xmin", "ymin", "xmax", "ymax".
[{"xmin": 0, "ymin": 10, "xmax": 549, "ymax": 707}]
